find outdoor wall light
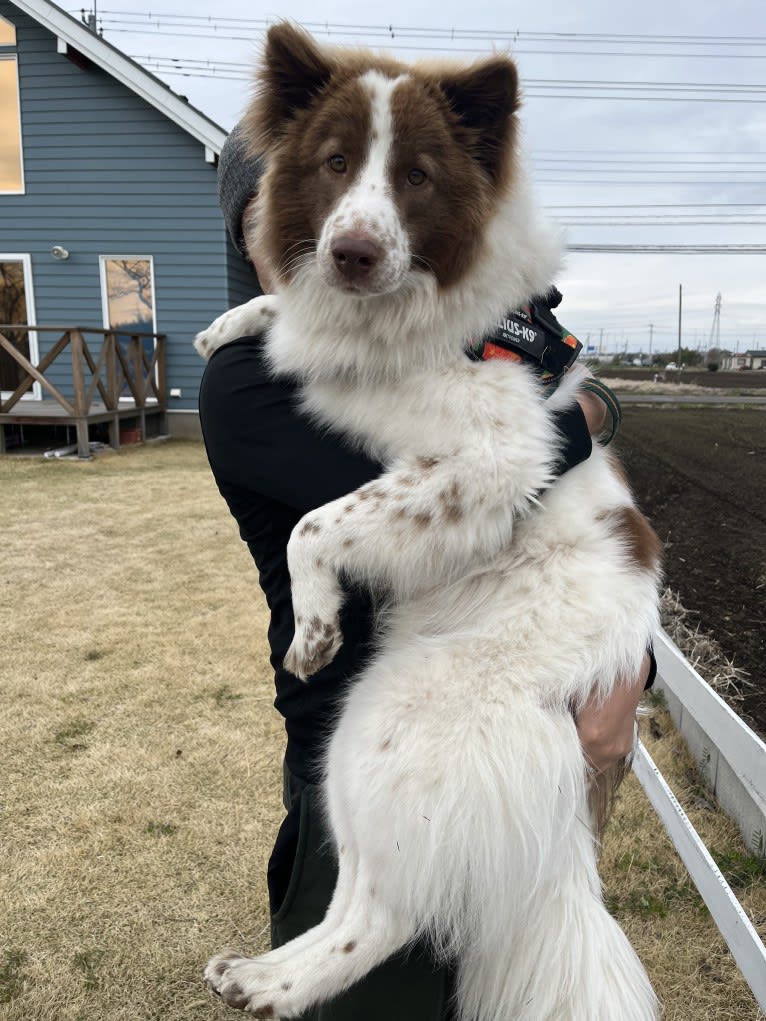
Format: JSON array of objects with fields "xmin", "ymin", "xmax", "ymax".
[{"xmin": 50, "ymin": 245, "xmax": 70, "ymax": 260}]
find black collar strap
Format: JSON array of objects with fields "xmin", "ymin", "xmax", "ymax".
[{"xmin": 469, "ymin": 301, "xmax": 583, "ymax": 391}]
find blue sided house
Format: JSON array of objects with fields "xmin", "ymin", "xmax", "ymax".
[{"xmin": 0, "ymin": 0, "xmax": 258, "ymax": 454}]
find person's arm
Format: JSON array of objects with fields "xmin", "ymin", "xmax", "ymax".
[
  {"xmin": 576, "ymin": 651, "xmax": 655, "ymax": 772},
  {"xmin": 199, "ymin": 338, "xmax": 383, "ymax": 514}
]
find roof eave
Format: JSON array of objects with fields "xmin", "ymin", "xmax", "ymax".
[{"xmin": 12, "ymin": 0, "xmax": 228, "ymax": 160}]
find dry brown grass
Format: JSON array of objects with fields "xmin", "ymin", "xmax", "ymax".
[
  {"xmin": 598, "ymin": 377, "xmax": 766, "ymax": 397},
  {"xmin": 660, "ymin": 588, "xmax": 754, "ymax": 707},
  {"xmin": 2, "ymin": 441, "xmax": 764, "ymax": 1020}
]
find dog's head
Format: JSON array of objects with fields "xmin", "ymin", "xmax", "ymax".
[{"xmin": 243, "ymin": 24, "xmax": 521, "ymax": 298}]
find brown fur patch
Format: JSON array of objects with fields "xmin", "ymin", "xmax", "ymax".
[
  {"xmin": 252, "ymin": 89, "xmax": 373, "ymax": 279},
  {"xmin": 254, "ymin": 1004, "xmax": 276, "ymax": 1019},
  {"xmin": 342, "ymin": 940, "xmax": 357, "ymax": 953},
  {"xmin": 299, "ymin": 520, "xmax": 321, "ymax": 536},
  {"xmin": 245, "ymin": 23, "xmax": 520, "ymax": 291},
  {"xmin": 611, "ymin": 506, "xmax": 663, "ymax": 572},
  {"xmin": 439, "ymin": 480, "xmax": 464, "ymax": 522},
  {"xmin": 389, "ymin": 63, "xmax": 518, "ymax": 289},
  {"xmin": 413, "ymin": 512, "xmax": 433, "ymax": 528}
]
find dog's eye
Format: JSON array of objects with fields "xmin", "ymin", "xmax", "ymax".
[
  {"xmin": 407, "ymin": 168, "xmax": 427, "ymax": 186},
  {"xmin": 327, "ymin": 155, "xmax": 347, "ymax": 174}
]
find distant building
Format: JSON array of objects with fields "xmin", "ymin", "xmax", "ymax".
[
  {"xmin": 720, "ymin": 350, "xmax": 766, "ymax": 371},
  {"xmin": 1, "ymin": 0, "xmax": 257, "ymax": 441}
]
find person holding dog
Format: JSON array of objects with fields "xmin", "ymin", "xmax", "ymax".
[{"xmin": 198, "ymin": 125, "xmax": 654, "ymax": 1021}]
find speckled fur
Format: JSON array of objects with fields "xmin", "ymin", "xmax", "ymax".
[{"xmin": 199, "ymin": 24, "xmax": 661, "ymax": 1021}]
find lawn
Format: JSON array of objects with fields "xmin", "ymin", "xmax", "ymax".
[{"xmin": 2, "ymin": 441, "xmax": 764, "ymax": 1020}]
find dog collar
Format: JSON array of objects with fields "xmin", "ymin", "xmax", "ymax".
[{"xmin": 468, "ymin": 303, "xmax": 582, "ymax": 392}]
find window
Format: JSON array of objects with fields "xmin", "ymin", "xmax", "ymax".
[
  {"xmin": 0, "ymin": 15, "xmax": 16, "ymax": 45},
  {"xmin": 0, "ymin": 255, "xmax": 39, "ymax": 397},
  {"xmin": 100, "ymin": 257, "xmax": 157, "ymax": 335},
  {"xmin": 0, "ymin": 15, "xmax": 23, "ymax": 194},
  {"xmin": 99, "ymin": 256, "xmax": 158, "ymax": 399}
]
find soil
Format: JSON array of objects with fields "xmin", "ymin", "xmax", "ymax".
[{"xmin": 615, "ymin": 406, "xmax": 766, "ymax": 736}]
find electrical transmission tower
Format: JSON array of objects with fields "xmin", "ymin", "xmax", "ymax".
[{"xmin": 708, "ymin": 292, "xmax": 722, "ymax": 353}]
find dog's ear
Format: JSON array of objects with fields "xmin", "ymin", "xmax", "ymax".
[
  {"xmin": 437, "ymin": 57, "xmax": 519, "ymax": 186},
  {"xmin": 252, "ymin": 23, "xmax": 335, "ymax": 144}
]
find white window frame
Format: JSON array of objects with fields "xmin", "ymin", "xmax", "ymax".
[
  {"xmin": 98, "ymin": 255, "xmax": 158, "ymax": 404},
  {"xmin": 0, "ymin": 252, "xmax": 40, "ymax": 400},
  {"xmin": 0, "ymin": 50, "xmax": 25, "ymax": 196}
]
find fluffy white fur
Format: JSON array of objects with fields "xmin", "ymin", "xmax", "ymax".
[{"xmin": 197, "ymin": 40, "xmax": 660, "ymax": 1021}]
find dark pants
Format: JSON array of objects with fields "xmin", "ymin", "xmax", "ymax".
[{"xmin": 267, "ymin": 768, "xmax": 457, "ymax": 1021}]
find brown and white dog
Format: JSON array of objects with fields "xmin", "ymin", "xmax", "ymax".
[{"xmin": 196, "ymin": 23, "xmax": 662, "ymax": 1021}]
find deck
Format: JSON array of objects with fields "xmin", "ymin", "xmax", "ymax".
[{"xmin": 0, "ymin": 325, "xmax": 167, "ymax": 457}]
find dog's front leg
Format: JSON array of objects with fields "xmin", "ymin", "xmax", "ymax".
[
  {"xmin": 284, "ymin": 523, "xmax": 346, "ymax": 682},
  {"xmin": 284, "ymin": 453, "xmax": 537, "ymax": 680},
  {"xmin": 193, "ymin": 294, "xmax": 279, "ymax": 359}
]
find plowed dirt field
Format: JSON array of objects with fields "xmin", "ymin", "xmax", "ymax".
[{"xmin": 616, "ymin": 406, "xmax": 765, "ymax": 736}]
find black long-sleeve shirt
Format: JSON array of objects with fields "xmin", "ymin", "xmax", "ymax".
[{"xmin": 198, "ymin": 337, "xmax": 593, "ymax": 783}]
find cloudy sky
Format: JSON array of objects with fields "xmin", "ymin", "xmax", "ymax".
[{"xmin": 73, "ymin": 0, "xmax": 764, "ymax": 355}]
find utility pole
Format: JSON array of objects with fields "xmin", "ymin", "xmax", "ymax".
[
  {"xmin": 80, "ymin": 4, "xmax": 101, "ymax": 34},
  {"xmin": 648, "ymin": 323, "xmax": 654, "ymax": 364},
  {"xmin": 676, "ymin": 284, "xmax": 683, "ymax": 382}
]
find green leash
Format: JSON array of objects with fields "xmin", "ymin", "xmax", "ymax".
[{"xmin": 580, "ymin": 377, "xmax": 622, "ymax": 445}]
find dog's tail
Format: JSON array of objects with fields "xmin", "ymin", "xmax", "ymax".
[{"xmin": 454, "ymin": 807, "xmax": 659, "ymax": 1021}]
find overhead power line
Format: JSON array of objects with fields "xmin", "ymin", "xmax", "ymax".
[
  {"xmin": 97, "ymin": 14, "xmax": 766, "ymax": 44},
  {"xmin": 538, "ymin": 180, "xmax": 765, "ymax": 186},
  {"xmin": 547, "ymin": 205, "xmax": 766, "ymax": 211},
  {"xmin": 96, "ymin": 12, "xmax": 766, "ymax": 47},
  {"xmin": 567, "ymin": 244, "xmax": 766, "ymax": 253},
  {"xmin": 98, "ymin": 12, "xmax": 766, "ymax": 59},
  {"xmin": 132, "ymin": 56, "xmax": 766, "ymax": 102}
]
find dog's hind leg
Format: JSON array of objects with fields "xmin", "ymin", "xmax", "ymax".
[{"xmin": 205, "ymin": 858, "xmax": 414, "ymax": 1017}]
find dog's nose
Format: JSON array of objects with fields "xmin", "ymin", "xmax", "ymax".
[{"xmin": 331, "ymin": 237, "xmax": 382, "ymax": 281}]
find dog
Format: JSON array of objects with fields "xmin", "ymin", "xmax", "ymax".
[{"xmin": 196, "ymin": 23, "xmax": 662, "ymax": 1020}]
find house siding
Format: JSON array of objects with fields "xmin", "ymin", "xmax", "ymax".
[{"xmin": 0, "ymin": 0, "xmax": 258, "ymax": 412}]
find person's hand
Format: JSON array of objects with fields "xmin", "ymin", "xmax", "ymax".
[
  {"xmin": 575, "ymin": 389, "xmax": 608, "ymax": 437},
  {"xmin": 575, "ymin": 653, "xmax": 651, "ymax": 773}
]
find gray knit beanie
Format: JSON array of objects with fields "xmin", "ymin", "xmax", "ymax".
[{"xmin": 218, "ymin": 123, "xmax": 266, "ymax": 259}]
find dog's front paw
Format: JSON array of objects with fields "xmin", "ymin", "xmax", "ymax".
[
  {"xmin": 284, "ymin": 613, "xmax": 343, "ymax": 681},
  {"xmin": 193, "ymin": 296, "xmax": 278, "ymax": 359},
  {"xmin": 204, "ymin": 953, "xmax": 279, "ymax": 1016}
]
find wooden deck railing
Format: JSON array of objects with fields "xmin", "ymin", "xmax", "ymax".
[
  {"xmin": 0, "ymin": 325, "xmax": 167, "ymax": 456},
  {"xmin": 0, "ymin": 325, "xmax": 167, "ymax": 414}
]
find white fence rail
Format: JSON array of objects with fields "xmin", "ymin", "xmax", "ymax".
[
  {"xmin": 633, "ymin": 744, "xmax": 766, "ymax": 1011},
  {"xmin": 653, "ymin": 629, "xmax": 766, "ymax": 854},
  {"xmin": 631, "ymin": 628, "xmax": 766, "ymax": 1012}
]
